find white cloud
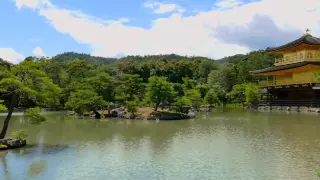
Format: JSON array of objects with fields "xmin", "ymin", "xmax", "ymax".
[
  {"xmin": 14, "ymin": 0, "xmax": 320, "ymax": 59},
  {"xmin": 0, "ymin": 48, "xmax": 25, "ymax": 64},
  {"xmin": 144, "ymin": 2, "xmax": 185, "ymax": 14},
  {"xmin": 32, "ymin": 46, "xmax": 46, "ymax": 57},
  {"xmin": 215, "ymin": 0, "xmax": 244, "ymax": 9},
  {"xmin": 16, "ymin": 0, "xmax": 51, "ymax": 9}
]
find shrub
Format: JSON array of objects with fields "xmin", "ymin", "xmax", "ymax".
[
  {"xmin": 12, "ymin": 129, "xmax": 28, "ymax": 140},
  {"xmin": 126, "ymin": 101, "xmax": 138, "ymax": 114},
  {"xmin": 204, "ymin": 91, "xmax": 220, "ymax": 107},
  {"xmin": 172, "ymin": 97, "xmax": 192, "ymax": 114}
]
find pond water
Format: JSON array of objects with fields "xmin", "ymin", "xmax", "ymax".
[{"xmin": 0, "ymin": 109, "xmax": 320, "ymax": 180}]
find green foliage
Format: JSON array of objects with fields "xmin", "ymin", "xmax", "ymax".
[
  {"xmin": 172, "ymin": 97, "xmax": 192, "ymax": 114},
  {"xmin": 0, "ymin": 60, "xmax": 61, "ymax": 107},
  {"xmin": 204, "ymin": 91, "xmax": 220, "ymax": 107},
  {"xmin": 126, "ymin": 101, "xmax": 138, "ymax": 114},
  {"xmin": 183, "ymin": 77, "xmax": 197, "ymax": 90},
  {"xmin": 84, "ymin": 71, "xmax": 116, "ymax": 102},
  {"xmin": 0, "ymin": 100, "xmax": 7, "ymax": 111},
  {"xmin": 198, "ymin": 60, "xmax": 218, "ymax": 83},
  {"xmin": 211, "ymin": 85, "xmax": 228, "ymax": 105},
  {"xmin": 145, "ymin": 76, "xmax": 176, "ymax": 111},
  {"xmin": 185, "ymin": 89, "xmax": 203, "ymax": 110},
  {"xmin": 228, "ymin": 84, "xmax": 246, "ymax": 106},
  {"xmin": 195, "ymin": 84, "xmax": 209, "ymax": 99},
  {"xmin": 25, "ymin": 107, "xmax": 46, "ymax": 124},
  {"xmin": 11, "ymin": 129, "xmax": 28, "ymax": 140},
  {"xmin": 228, "ymin": 83, "xmax": 261, "ymax": 107},
  {"xmin": 53, "ymin": 52, "xmax": 117, "ymax": 65},
  {"xmin": 172, "ymin": 83, "xmax": 185, "ymax": 97},
  {"xmin": 208, "ymin": 64, "xmax": 237, "ymax": 92},
  {"xmin": 245, "ymin": 84, "xmax": 260, "ymax": 107},
  {"xmin": 116, "ymin": 74, "xmax": 145, "ymax": 103},
  {"xmin": 65, "ymin": 90, "xmax": 106, "ymax": 114}
]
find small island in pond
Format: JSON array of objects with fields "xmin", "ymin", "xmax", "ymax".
[{"xmin": 67, "ymin": 106, "xmax": 197, "ymax": 120}]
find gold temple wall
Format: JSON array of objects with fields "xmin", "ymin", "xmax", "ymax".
[{"xmin": 274, "ymin": 49, "xmax": 320, "ymax": 66}]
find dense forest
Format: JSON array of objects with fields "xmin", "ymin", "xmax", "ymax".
[{"xmin": 0, "ymin": 50, "xmax": 278, "ymax": 111}]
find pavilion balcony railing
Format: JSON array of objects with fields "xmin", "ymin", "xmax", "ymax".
[
  {"xmin": 274, "ymin": 51, "xmax": 320, "ymax": 66},
  {"xmin": 259, "ymin": 100, "xmax": 320, "ymax": 107},
  {"xmin": 259, "ymin": 79, "xmax": 320, "ymax": 87}
]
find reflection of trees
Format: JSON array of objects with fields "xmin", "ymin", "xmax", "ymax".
[
  {"xmin": 27, "ymin": 160, "xmax": 47, "ymax": 178},
  {"xmin": 0, "ymin": 151, "xmax": 11, "ymax": 180}
]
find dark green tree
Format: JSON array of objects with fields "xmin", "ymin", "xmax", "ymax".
[
  {"xmin": 116, "ymin": 74, "xmax": 144, "ymax": 103},
  {"xmin": 172, "ymin": 97, "xmax": 192, "ymax": 113},
  {"xmin": 65, "ymin": 89, "xmax": 106, "ymax": 117},
  {"xmin": 145, "ymin": 76, "xmax": 176, "ymax": 111},
  {"xmin": 185, "ymin": 89, "xmax": 203, "ymax": 111},
  {"xmin": 0, "ymin": 60, "xmax": 61, "ymax": 139},
  {"xmin": 204, "ymin": 91, "xmax": 220, "ymax": 107}
]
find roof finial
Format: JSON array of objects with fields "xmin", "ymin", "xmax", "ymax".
[{"xmin": 305, "ymin": 28, "xmax": 311, "ymax": 36}]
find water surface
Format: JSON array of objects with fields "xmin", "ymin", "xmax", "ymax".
[{"xmin": 0, "ymin": 109, "xmax": 320, "ymax": 180}]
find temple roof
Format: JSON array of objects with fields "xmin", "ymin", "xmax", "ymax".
[
  {"xmin": 266, "ymin": 34, "xmax": 320, "ymax": 52},
  {"xmin": 250, "ymin": 61, "xmax": 320, "ymax": 74}
]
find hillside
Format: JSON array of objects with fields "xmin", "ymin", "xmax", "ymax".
[
  {"xmin": 53, "ymin": 52, "xmax": 118, "ymax": 65},
  {"xmin": 52, "ymin": 52, "xmax": 216, "ymax": 65}
]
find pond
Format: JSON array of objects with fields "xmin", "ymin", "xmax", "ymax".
[{"xmin": 0, "ymin": 109, "xmax": 320, "ymax": 180}]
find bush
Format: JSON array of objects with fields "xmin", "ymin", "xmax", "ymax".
[
  {"xmin": 185, "ymin": 89, "xmax": 203, "ymax": 110},
  {"xmin": 12, "ymin": 129, "xmax": 28, "ymax": 140},
  {"xmin": 126, "ymin": 101, "xmax": 138, "ymax": 114},
  {"xmin": 245, "ymin": 84, "xmax": 260, "ymax": 107},
  {"xmin": 172, "ymin": 97, "xmax": 192, "ymax": 114},
  {"xmin": 204, "ymin": 91, "xmax": 220, "ymax": 107}
]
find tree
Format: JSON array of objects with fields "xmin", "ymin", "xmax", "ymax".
[
  {"xmin": 125, "ymin": 101, "xmax": 138, "ymax": 118},
  {"xmin": 228, "ymin": 84, "xmax": 246, "ymax": 106},
  {"xmin": 145, "ymin": 76, "xmax": 176, "ymax": 111},
  {"xmin": 84, "ymin": 71, "xmax": 116, "ymax": 102},
  {"xmin": 185, "ymin": 89, "xmax": 203, "ymax": 111},
  {"xmin": 207, "ymin": 64, "xmax": 238, "ymax": 93},
  {"xmin": 204, "ymin": 91, "xmax": 220, "ymax": 107},
  {"xmin": 0, "ymin": 60, "xmax": 61, "ymax": 139},
  {"xmin": 183, "ymin": 77, "xmax": 197, "ymax": 90},
  {"xmin": 211, "ymin": 85, "xmax": 228, "ymax": 106},
  {"xmin": 245, "ymin": 84, "xmax": 260, "ymax": 107},
  {"xmin": 116, "ymin": 74, "xmax": 144, "ymax": 103},
  {"xmin": 172, "ymin": 83, "xmax": 185, "ymax": 97},
  {"xmin": 172, "ymin": 97, "xmax": 192, "ymax": 114},
  {"xmin": 196, "ymin": 84, "xmax": 209, "ymax": 99},
  {"xmin": 198, "ymin": 60, "xmax": 218, "ymax": 83},
  {"xmin": 65, "ymin": 89, "xmax": 106, "ymax": 118}
]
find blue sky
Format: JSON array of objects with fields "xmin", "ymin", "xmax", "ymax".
[{"xmin": 0, "ymin": 0, "xmax": 320, "ymax": 63}]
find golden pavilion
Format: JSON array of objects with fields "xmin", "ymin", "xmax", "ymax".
[{"xmin": 251, "ymin": 31, "xmax": 320, "ymax": 107}]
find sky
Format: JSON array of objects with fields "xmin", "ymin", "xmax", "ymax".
[{"xmin": 0, "ymin": 0, "xmax": 320, "ymax": 63}]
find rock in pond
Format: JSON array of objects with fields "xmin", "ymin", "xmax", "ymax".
[{"xmin": 0, "ymin": 138, "xmax": 27, "ymax": 150}]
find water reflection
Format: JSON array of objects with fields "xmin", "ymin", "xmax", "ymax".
[
  {"xmin": 27, "ymin": 159, "xmax": 47, "ymax": 178},
  {"xmin": 0, "ymin": 151, "xmax": 10, "ymax": 180}
]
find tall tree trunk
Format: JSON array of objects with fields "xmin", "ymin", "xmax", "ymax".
[{"xmin": 0, "ymin": 94, "xmax": 17, "ymax": 139}]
